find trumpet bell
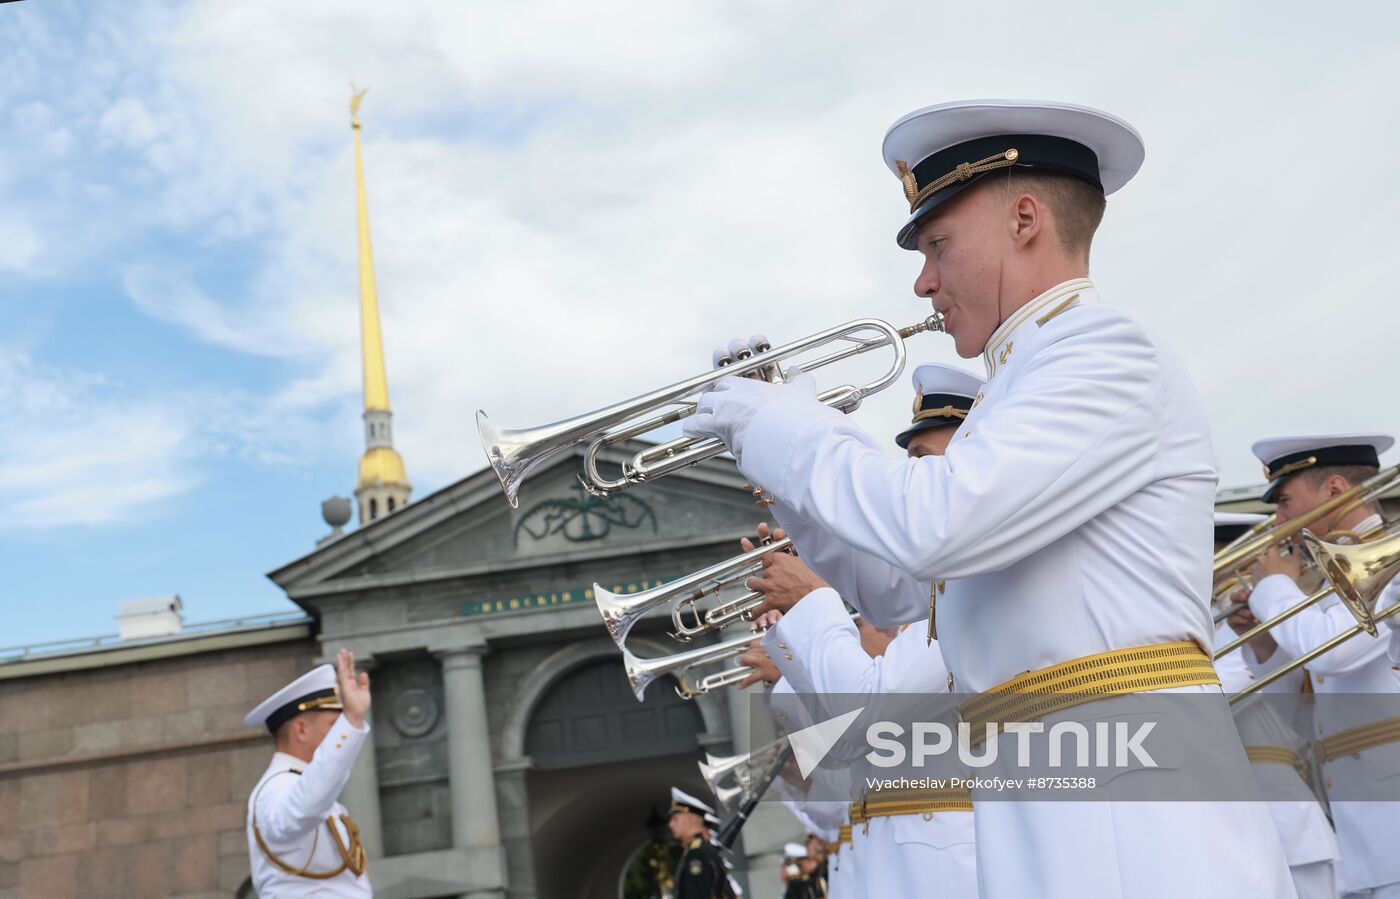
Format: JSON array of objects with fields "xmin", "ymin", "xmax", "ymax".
[
  {"xmin": 476, "ymin": 410, "xmax": 554, "ymax": 509},
  {"xmin": 620, "ymin": 630, "xmax": 757, "ymax": 702},
  {"xmin": 700, "ymin": 751, "xmax": 752, "ymax": 784},
  {"xmin": 594, "ymin": 584, "xmax": 658, "ymax": 649},
  {"xmin": 713, "ymin": 781, "xmax": 745, "ymax": 809},
  {"xmin": 1299, "ymin": 528, "xmax": 1400, "ymax": 637}
]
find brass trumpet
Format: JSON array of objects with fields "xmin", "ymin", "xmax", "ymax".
[
  {"xmin": 477, "ymin": 315, "xmax": 945, "ymax": 507},
  {"xmin": 622, "ymin": 629, "xmax": 761, "ymax": 702},
  {"xmin": 595, "ymin": 538, "xmax": 793, "ymax": 647}
]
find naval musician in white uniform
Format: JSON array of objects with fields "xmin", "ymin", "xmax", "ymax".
[
  {"xmin": 1215, "ymin": 511, "xmax": 1340, "ymax": 899},
  {"xmin": 683, "ymin": 98, "xmax": 1295, "ymax": 898},
  {"xmin": 744, "ymin": 363, "xmax": 982, "ymax": 898},
  {"xmin": 245, "ymin": 649, "xmax": 373, "ymax": 898},
  {"xmin": 1235, "ymin": 435, "xmax": 1400, "ymax": 899}
]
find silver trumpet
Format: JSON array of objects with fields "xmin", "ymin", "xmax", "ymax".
[
  {"xmin": 622, "ymin": 629, "xmax": 761, "ymax": 702},
  {"xmin": 477, "ymin": 315, "xmax": 945, "ymax": 507},
  {"xmin": 712, "ymin": 780, "xmax": 745, "ymax": 810},
  {"xmin": 595, "ymin": 537, "xmax": 793, "ymax": 647},
  {"xmin": 700, "ymin": 741, "xmax": 786, "ymax": 810},
  {"xmin": 699, "ymin": 738, "xmax": 787, "ymax": 793}
]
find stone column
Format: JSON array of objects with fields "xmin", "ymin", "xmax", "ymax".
[
  {"xmin": 493, "ymin": 756, "xmax": 538, "ymax": 899},
  {"xmin": 437, "ymin": 645, "xmax": 507, "ymax": 899}
]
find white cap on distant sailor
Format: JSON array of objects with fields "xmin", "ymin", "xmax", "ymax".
[{"xmin": 244, "ymin": 663, "xmax": 343, "ymax": 732}]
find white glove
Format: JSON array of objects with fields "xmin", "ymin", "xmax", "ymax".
[
  {"xmin": 711, "ymin": 336, "xmax": 775, "ymax": 373},
  {"xmin": 683, "ymin": 370, "xmax": 819, "ymax": 463}
]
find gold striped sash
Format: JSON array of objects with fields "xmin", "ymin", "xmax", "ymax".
[
  {"xmin": 1244, "ymin": 745, "xmax": 1304, "ymax": 769},
  {"xmin": 958, "ymin": 641, "xmax": 1219, "ymax": 744},
  {"xmin": 1318, "ymin": 717, "xmax": 1400, "ymax": 763},
  {"xmin": 849, "ymin": 786, "xmax": 973, "ymax": 831},
  {"xmin": 1244, "ymin": 744, "xmax": 1313, "ymax": 788}
]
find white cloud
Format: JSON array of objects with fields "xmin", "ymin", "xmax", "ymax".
[
  {"xmin": 0, "ymin": 354, "xmax": 198, "ymax": 529},
  {"xmin": 6, "ymin": 0, "xmax": 1400, "ymax": 504},
  {"xmin": 98, "ymin": 97, "xmax": 159, "ymax": 150},
  {"xmin": 0, "ymin": 214, "xmax": 42, "ymax": 273},
  {"xmin": 122, "ymin": 265, "xmax": 303, "ymax": 357},
  {"xmin": 0, "ymin": 349, "xmax": 349, "ymax": 530}
]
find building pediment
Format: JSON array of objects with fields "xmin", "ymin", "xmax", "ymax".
[{"xmin": 268, "ymin": 440, "xmax": 762, "ymax": 606}]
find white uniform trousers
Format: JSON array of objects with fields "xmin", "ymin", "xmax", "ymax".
[
  {"xmin": 1290, "ymin": 860, "xmax": 1339, "ymax": 899},
  {"xmin": 827, "ymin": 841, "xmax": 861, "ymax": 899},
  {"xmin": 857, "ymin": 811, "xmax": 976, "ymax": 899},
  {"xmin": 1342, "ymin": 884, "xmax": 1400, "ymax": 899}
]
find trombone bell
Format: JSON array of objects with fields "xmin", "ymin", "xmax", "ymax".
[{"xmin": 1300, "ymin": 529, "xmax": 1400, "ymax": 637}]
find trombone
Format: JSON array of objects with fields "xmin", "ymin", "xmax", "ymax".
[
  {"xmin": 477, "ymin": 314, "xmax": 945, "ymax": 507},
  {"xmin": 622, "ymin": 629, "xmax": 761, "ymax": 702},
  {"xmin": 595, "ymin": 537, "xmax": 794, "ymax": 647},
  {"xmin": 1223, "ymin": 528, "xmax": 1400, "ymax": 700},
  {"xmin": 1212, "ymin": 463, "xmax": 1400, "ymax": 615}
]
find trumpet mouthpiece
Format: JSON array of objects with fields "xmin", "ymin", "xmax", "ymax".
[{"xmin": 899, "ymin": 313, "xmax": 946, "ymax": 338}]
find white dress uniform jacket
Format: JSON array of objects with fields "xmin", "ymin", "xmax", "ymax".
[
  {"xmin": 247, "ymin": 713, "xmax": 373, "ymax": 898},
  {"xmin": 767, "ymin": 679, "xmax": 859, "ymax": 898},
  {"xmin": 696, "ymin": 279, "xmax": 1295, "ymax": 898},
  {"xmin": 766, "ymin": 587, "xmax": 977, "ymax": 898},
  {"xmin": 1216, "ymin": 622, "xmax": 1340, "ymax": 898},
  {"xmin": 1246, "ymin": 517, "xmax": 1400, "ymax": 895}
]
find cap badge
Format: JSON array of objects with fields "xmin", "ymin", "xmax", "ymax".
[
  {"xmin": 1266, "ymin": 456, "xmax": 1318, "ymax": 482},
  {"xmin": 895, "ymin": 160, "xmax": 919, "ymax": 206}
]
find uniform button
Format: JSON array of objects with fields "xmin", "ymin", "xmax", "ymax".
[
  {"xmin": 341, "ymin": 733, "xmax": 348, "ymax": 739},
  {"xmin": 1315, "ymin": 675, "xmax": 1325, "ymax": 684},
  {"xmin": 784, "ymin": 653, "xmax": 793, "ymax": 661},
  {"xmin": 778, "ymin": 643, "xmax": 788, "ymax": 649}
]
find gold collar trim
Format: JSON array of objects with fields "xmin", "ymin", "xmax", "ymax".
[{"xmin": 983, "ymin": 279, "xmax": 1094, "ymax": 379}]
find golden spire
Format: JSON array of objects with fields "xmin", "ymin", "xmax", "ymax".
[
  {"xmin": 350, "ymin": 87, "xmax": 411, "ymax": 521},
  {"xmin": 352, "ymin": 86, "xmax": 390, "ymax": 413}
]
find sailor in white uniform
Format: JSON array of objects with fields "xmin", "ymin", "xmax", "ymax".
[
  {"xmin": 762, "ymin": 672, "xmax": 862, "ymax": 899},
  {"xmin": 684, "ymin": 98, "xmax": 1295, "ymax": 898},
  {"xmin": 245, "ymin": 649, "xmax": 373, "ymax": 898},
  {"xmin": 1215, "ymin": 512, "xmax": 1341, "ymax": 899},
  {"xmin": 744, "ymin": 364, "xmax": 981, "ymax": 897},
  {"xmin": 1237, "ymin": 435, "xmax": 1400, "ymax": 899}
]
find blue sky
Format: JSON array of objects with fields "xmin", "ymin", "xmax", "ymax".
[{"xmin": 3, "ymin": 1, "xmax": 1399, "ymax": 647}]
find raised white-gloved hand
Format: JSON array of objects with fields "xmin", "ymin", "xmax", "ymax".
[{"xmin": 683, "ymin": 366, "xmax": 819, "ymax": 463}]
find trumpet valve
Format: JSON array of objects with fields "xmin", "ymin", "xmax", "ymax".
[{"xmin": 750, "ymin": 484, "xmax": 776, "ymax": 508}]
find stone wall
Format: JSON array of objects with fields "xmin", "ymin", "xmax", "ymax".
[{"xmin": 0, "ymin": 636, "xmax": 318, "ymax": 899}]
